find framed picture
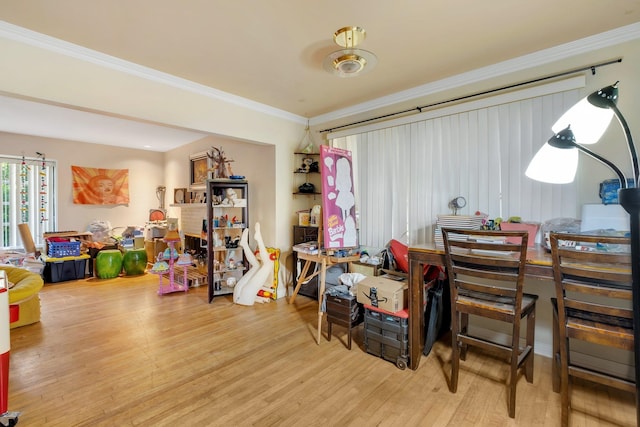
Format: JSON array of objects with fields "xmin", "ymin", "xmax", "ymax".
[
  {"xmin": 189, "ymin": 151, "xmax": 210, "ymax": 190},
  {"xmin": 191, "ymin": 191, "xmax": 205, "ymax": 203},
  {"xmin": 174, "ymin": 188, "xmax": 187, "ymax": 204}
]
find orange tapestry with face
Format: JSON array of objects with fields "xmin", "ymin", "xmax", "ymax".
[{"xmin": 72, "ymin": 166, "xmax": 130, "ymax": 205}]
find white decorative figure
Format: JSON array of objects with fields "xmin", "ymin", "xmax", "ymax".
[
  {"xmin": 334, "ymin": 157, "xmax": 358, "ymax": 246},
  {"xmin": 236, "ymin": 222, "xmax": 274, "ymax": 306},
  {"xmin": 221, "ymin": 188, "xmax": 238, "ymax": 206},
  {"xmin": 233, "ymin": 228, "xmax": 259, "ymax": 304},
  {"xmin": 334, "ymin": 157, "xmax": 355, "ymax": 221}
]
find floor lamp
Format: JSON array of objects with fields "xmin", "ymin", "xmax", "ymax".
[{"xmin": 525, "ymin": 82, "xmax": 639, "ymax": 424}]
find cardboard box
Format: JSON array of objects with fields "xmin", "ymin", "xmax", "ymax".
[
  {"xmin": 357, "ymin": 276, "xmax": 407, "ymax": 313},
  {"xmin": 350, "ymin": 261, "xmax": 380, "ymax": 277},
  {"xmin": 499, "ymin": 222, "xmax": 540, "ymax": 247}
]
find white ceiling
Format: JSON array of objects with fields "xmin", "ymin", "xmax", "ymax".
[
  {"xmin": 0, "ymin": 1, "xmax": 639, "ymax": 151},
  {"xmin": 0, "ymin": 95, "xmax": 209, "ymax": 152}
]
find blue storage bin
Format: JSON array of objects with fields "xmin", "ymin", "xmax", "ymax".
[{"xmin": 47, "ymin": 241, "xmax": 82, "ymax": 257}]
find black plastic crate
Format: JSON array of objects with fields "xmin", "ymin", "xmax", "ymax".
[
  {"xmin": 326, "ymin": 293, "xmax": 363, "ymax": 350},
  {"xmin": 364, "ymin": 306, "xmax": 409, "ymax": 369},
  {"xmin": 44, "ymin": 257, "xmax": 88, "ymax": 283}
]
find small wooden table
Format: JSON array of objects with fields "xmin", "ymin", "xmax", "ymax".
[
  {"xmin": 407, "ymin": 243, "xmax": 552, "ymax": 370},
  {"xmin": 289, "ymin": 251, "xmax": 360, "ymax": 344}
]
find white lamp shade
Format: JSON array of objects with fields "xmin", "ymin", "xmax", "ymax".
[
  {"xmin": 525, "ymin": 142, "xmax": 579, "ymax": 184},
  {"xmin": 552, "ymin": 97, "xmax": 614, "ymax": 144}
]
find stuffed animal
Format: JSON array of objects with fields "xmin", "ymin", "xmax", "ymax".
[{"xmin": 221, "ymin": 188, "xmax": 239, "ymax": 206}]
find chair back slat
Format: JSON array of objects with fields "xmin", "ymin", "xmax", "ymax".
[
  {"xmin": 450, "ymin": 238, "xmax": 525, "ymax": 253},
  {"xmin": 450, "ymin": 252, "xmax": 522, "ymax": 269},
  {"xmin": 453, "ymin": 262, "xmax": 520, "ymax": 283},
  {"xmin": 443, "ymin": 228, "xmax": 528, "ymax": 311},
  {"xmin": 557, "ymin": 245, "xmax": 630, "ymax": 266},
  {"xmin": 564, "ymin": 299, "xmax": 632, "ymax": 320},
  {"xmin": 561, "ymin": 265, "xmax": 630, "ymax": 285},
  {"xmin": 563, "ymin": 279, "xmax": 632, "ymax": 298},
  {"xmin": 454, "ymin": 277, "xmax": 517, "ymax": 298},
  {"xmin": 550, "ymin": 231, "xmax": 633, "ymax": 338}
]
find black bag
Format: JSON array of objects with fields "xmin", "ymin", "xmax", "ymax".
[
  {"xmin": 423, "ymin": 278, "xmax": 450, "ymax": 356},
  {"xmin": 379, "ymin": 247, "xmax": 396, "ymax": 271}
]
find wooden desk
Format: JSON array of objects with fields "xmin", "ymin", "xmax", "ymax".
[
  {"xmin": 289, "ymin": 252, "xmax": 360, "ymax": 344},
  {"xmin": 407, "ymin": 243, "xmax": 552, "ymax": 370}
]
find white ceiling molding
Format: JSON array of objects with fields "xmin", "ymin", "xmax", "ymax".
[
  {"xmin": 0, "ymin": 20, "xmax": 306, "ymax": 126},
  {"xmin": 312, "ymin": 22, "xmax": 640, "ymax": 126}
]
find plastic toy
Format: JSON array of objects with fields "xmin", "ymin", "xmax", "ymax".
[{"xmin": 151, "ymin": 239, "xmax": 189, "ymax": 295}]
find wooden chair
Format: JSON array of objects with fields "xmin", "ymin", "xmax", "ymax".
[
  {"xmin": 442, "ymin": 228, "xmax": 537, "ymax": 418},
  {"xmin": 549, "ymin": 232, "xmax": 634, "ymax": 427}
]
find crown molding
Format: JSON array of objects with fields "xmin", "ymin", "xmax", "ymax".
[
  {"xmin": 311, "ymin": 22, "xmax": 640, "ymax": 126},
  {"xmin": 0, "ymin": 20, "xmax": 307, "ymax": 125},
  {"xmin": 2, "ymin": 19, "xmax": 638, "ymax": 129}
]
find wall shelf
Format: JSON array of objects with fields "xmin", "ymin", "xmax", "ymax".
[{"xmin": 169, "ymin": 203, "xmax": 206, "ymax": 208}]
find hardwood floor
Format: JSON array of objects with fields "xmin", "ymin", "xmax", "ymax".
[{"xmin": 7, "ymin": 274, "xmax": 636, "ymax": 426}]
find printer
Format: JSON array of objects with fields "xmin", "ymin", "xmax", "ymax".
[{"xmin": 580, "ymin": 203, "xmax": 630, "ymax": 232}]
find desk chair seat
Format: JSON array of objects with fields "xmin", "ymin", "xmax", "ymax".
[
  {"xmin": 442, "ymin": 228, "xmax": 537, "ymax": 418},
  {"xmin": 550, "ymin": 232, "xmax": 635, "ymax": 427}
]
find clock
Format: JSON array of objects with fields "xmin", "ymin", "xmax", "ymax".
[{"xmin": 448, "ymin": 196, "xmax": 466, "ymax": 215}]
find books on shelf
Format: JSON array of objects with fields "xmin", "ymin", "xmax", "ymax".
[{"xmin": 293, "ymin": 241, "xmax": 319, "ymax": 255}]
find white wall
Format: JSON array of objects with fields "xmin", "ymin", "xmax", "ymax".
[
  {"xmin": 0, "ymin": 131, "xmax": 294, "ymax": 279},
  {"xmin": 573, "ymin": 39, "xmax": 640, "ymax": 206},
  {"xmin": 0, "ymin": 23, "xmax": 639, "ymax": 326},
  {"xmin": 0, "ymin": 32, "xmax": 303, "ymax": 260},
  {"xmin": 0, "ymin": 132, "xmax": 165, "ymax": 233},
  {"xmin": 164, "ymin": 135, "xmax": 277, "ymax": 248}
]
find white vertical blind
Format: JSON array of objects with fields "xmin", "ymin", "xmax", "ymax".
[
  {"xmin": 0, "ymin": 155, "xmax": 57, "ymax": 250},
  {"xmin": 332, "ymin": 84, "xmax": 581, "ymax": 250}
]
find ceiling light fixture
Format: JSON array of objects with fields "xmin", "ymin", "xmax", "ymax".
[{"xmin": 323, "ymin": 26, "xmax": 377, "ymax": 78}]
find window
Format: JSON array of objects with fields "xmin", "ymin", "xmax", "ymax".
[
  {"xmin": 0, "ymin": 155, "xmax": 57, "ymax": 250},
  {"xmin": 330, "ymin": 78, "xmax": 583, "ymax": 251}
]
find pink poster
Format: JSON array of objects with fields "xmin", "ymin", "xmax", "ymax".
[{"xmin": 320, "ymin": 145, "xmax": 358, "ymax": 249}]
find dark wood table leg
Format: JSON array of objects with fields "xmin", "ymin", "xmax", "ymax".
[{"xmin": 408, "ymin": 255, "xmax": 426, "ymax": 370}]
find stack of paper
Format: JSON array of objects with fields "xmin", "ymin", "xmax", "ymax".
[
  {"xmin": 293, "ymin": 241, "xmax": 319, "ymax": 255},
  {"xmin": 434, "ymin": 214, "xmax": 486, "ymax": 248}
]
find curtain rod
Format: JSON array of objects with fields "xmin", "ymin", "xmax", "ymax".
[{"xmin": 319, "ymin": 58, "xmax": 623, "ymax": 134}]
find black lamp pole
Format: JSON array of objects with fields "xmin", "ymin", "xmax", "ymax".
[
  {"xmin": 547, "ymin": 82, "xmax": 639, "ymax": 424},
  {"xmin": 558, "ymin": 129, "xmax": 639, "ymax": 425},
  {"xmin": 593, "ymin": 83, "xmax": 640, "ymax": 425},
  {"xmin": 610, "ymin": 106, "xmax": 640, "ymax": 425},
  {"xmin": 619, "ymin": 188, "xmax": 640, "ymax": 427}
]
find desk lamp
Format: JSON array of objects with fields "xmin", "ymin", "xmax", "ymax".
[{"xmin": 525, "ymin": 81, "xmax": 640, "ymax": 423}]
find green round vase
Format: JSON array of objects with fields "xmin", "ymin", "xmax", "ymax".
[
  {"xmin": 123, "ymin": 249, "xmax": 147, "ymax": 276},
  {"xmin": 96, "ymin": 249, "xmax": 123, "ymax": 279}
]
